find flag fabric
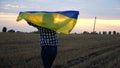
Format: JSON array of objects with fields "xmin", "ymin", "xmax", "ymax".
[{"xmin": 16, "ymin": 10, "xmax": 79, "ymax": 34}]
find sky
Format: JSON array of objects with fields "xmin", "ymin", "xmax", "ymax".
[{"xmin": 0, "ymin": 0, "xmax": 120, "ymax": 33}]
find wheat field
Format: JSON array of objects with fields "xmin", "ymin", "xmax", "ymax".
[{"xmin": 0, "ymin": 32, "xmax": 120, "ymax": 68}]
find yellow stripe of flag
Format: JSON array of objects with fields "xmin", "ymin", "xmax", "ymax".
[{"xmin": 16, "ymin": 11, "xmax": 79, "ymax": 34}]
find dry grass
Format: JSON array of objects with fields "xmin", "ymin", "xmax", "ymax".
[{"xmin": 0, "ymin": 32, "xmax": 120, "ymax": 68}]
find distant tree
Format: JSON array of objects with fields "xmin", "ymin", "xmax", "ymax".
[
  {"xmin": 108, "ymin": 31, "xmax": 112, "ymax": 35},
  {"xmin": 117, "ymin": 32, "xmax": 119, "ymax": 35},
  {"xmin": 113, "ymin": 31, "xmax": 116, "ymax": 35},
  {"xmin": 2, "ymin": 27, "xmax": 7, "ymax": 32},
  {"xmin": 83, "ymin": 31, "xmax": 89, "ymax": 34},
  {"xmin": 91, "ymin": 31, "xmax": 98, "ymax": 35},
  {"xmin": 74, "ymin": 32, "xmax": 77, "ymax": 34},
  {"xmin": 16, "ymin": 31, "xmax": 23, "ymax": 33},
  {"xmin": 8, "ymin": 29, "xmax": 15, "ymax": 33},
  {"xmin": 103, "ymin": 31, "xmax": 107, "ymax": 35},
  {"xmin": 99, "ymin": 32, "xmax": 101, "ymax": 35}
]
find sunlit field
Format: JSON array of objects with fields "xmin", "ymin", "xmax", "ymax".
[{"xmin": 0, "ymin": 32, "xmax": 120, "ymax": 68}]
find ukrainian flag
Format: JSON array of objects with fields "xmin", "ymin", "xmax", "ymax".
[{"xmin": 16, "ymin": 10, "xmax": 79, "ymax": 34}]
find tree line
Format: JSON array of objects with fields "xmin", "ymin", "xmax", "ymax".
[
  {"xmin": 1, "ymin": 26, "xmax": 120, "ymax": 35},
  {"xmin": 82, "ymin": 31, "xmax": 119, "ymax": 35},
  {"xmin": 2, "ymin": 27, "xmax": 15, "ymax": 33}
]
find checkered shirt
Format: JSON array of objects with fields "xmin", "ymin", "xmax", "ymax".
[{"xmin": 38, "ymin": 27, "xmax": 58, "ymax": 46}]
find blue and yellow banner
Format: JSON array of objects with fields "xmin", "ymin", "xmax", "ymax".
[{"xmin": 16, "ymin": 10, "xmax": 79, "ymax": 34}]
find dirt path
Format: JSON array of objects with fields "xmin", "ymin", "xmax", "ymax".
[{"xmin": 54, "ymin": 44, "xmax": 120, "ymax": 68}]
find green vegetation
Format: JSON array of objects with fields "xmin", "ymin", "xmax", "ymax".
[{"xmin": 0, "ymin": 33, "xmax": 120, "ymax": 68}]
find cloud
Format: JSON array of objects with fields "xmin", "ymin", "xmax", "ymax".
[
  {"xmin": 4, "ymin": 4, "xmax": 26, "ymax": 9},
  {"xmin": 0, "ymin": 3, "xmax": 27, "ymax": 13},
  {"xmin": 115, "ymin": 8, "xmax": 120, "ymax": 11},
  {"xmin": 0, "ymin": 0, "xmax": 120, "ymax": 20},
  {"xmin": 0, "ymin": 12, "xmax": 17, "ymax": 21},
  {"xmin": 5, "ymin": 4, "xmax": 19, "ymax": 8},
  {"xmin": 0, "ymin": 12, "xmax": 17, "ymax": 17}
]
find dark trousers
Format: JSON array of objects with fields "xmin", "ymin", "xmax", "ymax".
[{"xmin": 41, "ymin": 46, "xmax": 57, "ymax": 68}]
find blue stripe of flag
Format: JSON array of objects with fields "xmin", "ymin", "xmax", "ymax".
[{"xmin": 19, "ymin": 10, "xmax": 79, "ymax": 19}]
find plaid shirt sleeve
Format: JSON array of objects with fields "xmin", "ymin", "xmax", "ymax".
[{"xmin": 38, "ymin": 27, "xmax": 58, "ymax": 46}]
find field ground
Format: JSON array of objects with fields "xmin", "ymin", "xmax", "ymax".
[{"xmin": 0, "ymin": 33, "xmax": 120, "ymax": 68}]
